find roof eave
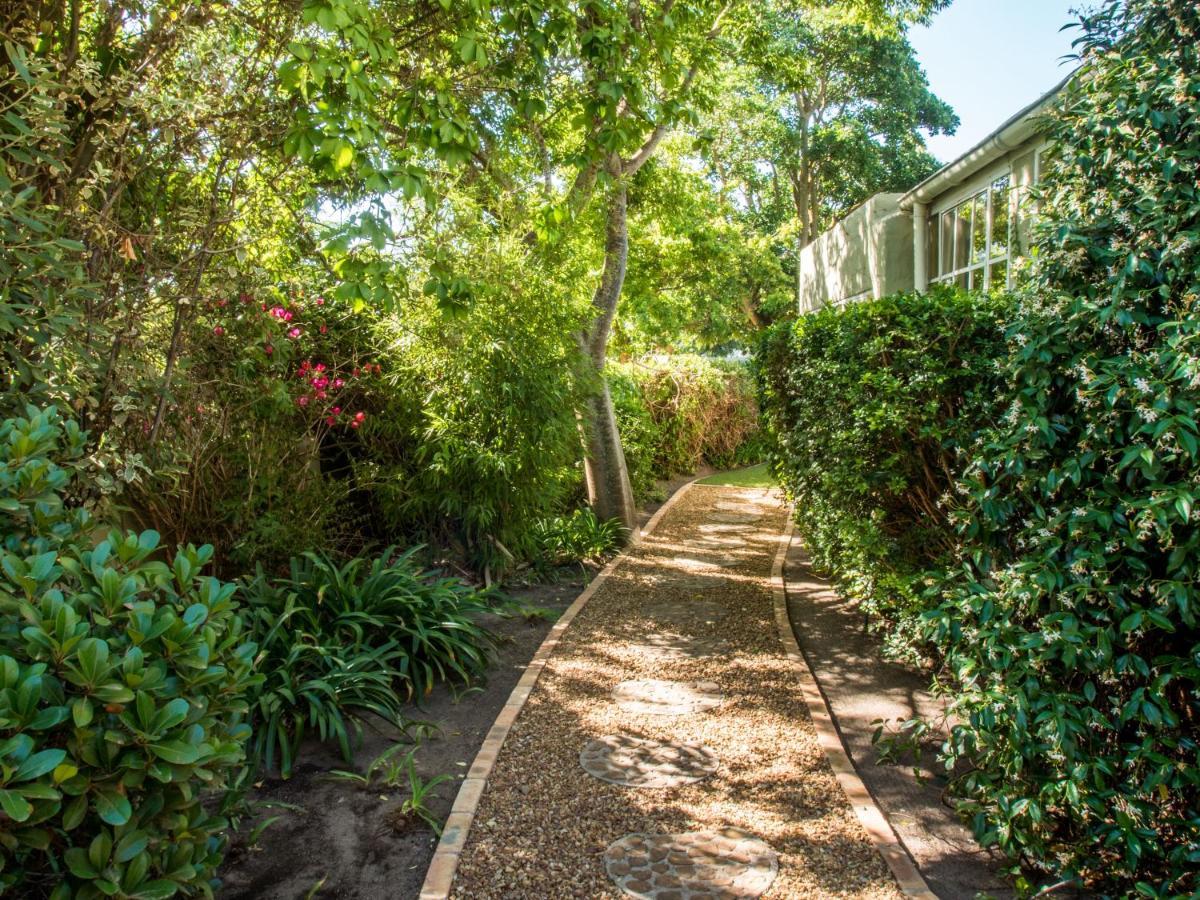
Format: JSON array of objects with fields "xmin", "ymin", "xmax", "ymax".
[{"xmin": 899, "ymin": 71, "xmax": 1076, "ymax": 212}]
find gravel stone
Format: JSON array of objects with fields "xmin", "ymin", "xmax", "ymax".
[
  {"xmin": 613, "ymin": 679, "xmax": 724, "ymax": 716},
  {"xmin": 449, "ymin": 485, "xmax": 903, "ymax": 900}
]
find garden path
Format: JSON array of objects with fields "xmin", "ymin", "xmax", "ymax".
[{"xmin": 434, "ymin": 483, "xmax": 914, "ymax": 899}]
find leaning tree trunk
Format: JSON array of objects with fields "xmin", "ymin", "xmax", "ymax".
[{"xmin": 579, "ymin": 173, "xmax": 638, "ymax": 536}]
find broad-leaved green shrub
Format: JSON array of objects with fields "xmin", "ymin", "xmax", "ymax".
[
  {"xmin": 919, "ymin": 2, "xmax": 1200, "ymax": 893},
  {"xmin": 757, "ymin": 288, "xmax": 1010, "ymax": 658},
  {"xmin": 0, "ymin": 407, "xmax": 258, "ymax": 898}
]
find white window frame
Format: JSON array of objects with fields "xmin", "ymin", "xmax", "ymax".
[{"xmin": 929, "ymin": 162, "xmax": 1016, "ymax": 293}]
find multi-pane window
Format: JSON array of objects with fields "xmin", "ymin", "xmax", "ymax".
[{"xmin": 928, "ymin": 175, "xmax": 1013, "ymax": 291}]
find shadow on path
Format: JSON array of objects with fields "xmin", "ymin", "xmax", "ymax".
[{"xmin": 783, "ymin": 542, "xmax": 1015, "ymax": 900}]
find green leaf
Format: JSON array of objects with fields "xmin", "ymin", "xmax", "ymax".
[
  {"xmin": 0, "ymin": 788, "xmax": 32, "ymax": 822},
  {"xmin": 64, "ymin": 846, "xmax": 99, "ymax": 879},
  {"xmin": 148, "ymin": 741, "xmax": 200, "ymax": 765},
  {"xmin": 114, "ymin": 830, "xmax": 149, "ymax": 862},
  {"xmin": 13, "ymin": 748, "xmax": 66, "ymax": 783},
  {"xmin": 94, "ymin": 787, "xmax": 132, "ymax": 826}
]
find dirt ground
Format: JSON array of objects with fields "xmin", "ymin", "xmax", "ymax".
[{"xmin": 216, "ymin": 474, "xmax": 700, "ymax": 900}]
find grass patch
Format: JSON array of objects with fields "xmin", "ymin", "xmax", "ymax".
[{"xmin": 697, "ymin": 463, "xmax": 775, "ymax": 487}]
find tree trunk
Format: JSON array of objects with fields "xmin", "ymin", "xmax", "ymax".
[{"xmin": 580, "ymin": 173, "xmax": 637, "ymax": 536}]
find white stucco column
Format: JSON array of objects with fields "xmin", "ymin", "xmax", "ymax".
[{"xmin": 913, "ymin": 200, "xmax": 929, "ymax": 293}]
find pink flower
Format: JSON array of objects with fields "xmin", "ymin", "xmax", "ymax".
[
  {"xmin": 316, "ymin": 390, "xmax": 327, "ymax": 400},
  {"xmin": 333, "ymin": 378, "xmax": 345, "ymax": 389},
  {"xmin": 319, "ymin": 324, "xmax": 327, "ymax": 334},
  {"xmin": 288, "ymin": 327, "xmax": 302, "ymax": 339},
  {"xmin": 297, "ymin": 396, "xmax": 309, "ymax": 407},
  {"xmin": 332, "ymin": 406, "xmax": 341, "ymax": 415},
  {"xmin": 350, "ymin": 420, "xmax": 360, "ymax": 429},
  {"xmin": 213, "ymin": 326, "xmax": 225, "ymax": 336},
  {"xmin": 315, "ymin": 297, "xmax": 325, "ymax": 306},
  {"xmin": 314, "ymin": 363, "xmax": 326, "ymax": 373},
  {"xmin": 311, "ymin": 377, "xmax": 328, "ymax": 389},
  {"xmin": 264, "ymin": 344, "xmax": 273, "ymax": 355},
  {"xmin": 325, "ymin": 416, "xmax": 335, "ymax": 427},
  {"xmin": 354, "ymin": 411, "xmax": 366, "ymax": 422}
]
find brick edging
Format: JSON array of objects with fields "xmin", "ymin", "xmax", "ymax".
[
  {"xmin": 418, "ymin": 479, "xmax": 700, "ymax": 899},
  {"xmin": 770, "ymin": 519, "xmax": 938, "ymax": 899}
]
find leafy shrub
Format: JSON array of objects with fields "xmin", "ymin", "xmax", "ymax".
[
  {"xmin": 241, "ymin": 548, "xmax": 494, "ymax": 777},
  {"xmin": 757, "ymin": 288, "xmax": 1010, "ymax": 657},
  {"xmin": 0, "ymin": 44, "xmax": 95, "ymax": 420},
  {"xmin": 526, "ymin": 508, "xmax": 628, "ymax": 569},
  {"xmin": 351, "ymin": 280, "xmax": 590, "ymax": 575},
  {"xmin": 0, "ymin": 407, "xmax": 258, "ymax": 898},
  {"xmin": 916, "ymin": 3, "xmax": 1200, "ymax": 893},
  {"xmin": 120, "ymin": 286, "xmax": 380, "ymax": 577},
  {"xmin": 611, "ymin": 354, "xmax": 762, "ymax": 500}
]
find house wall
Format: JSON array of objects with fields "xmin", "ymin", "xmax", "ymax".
[{"xmin": 796, "ymin": 193, "xmax": 914, "ymax": 313}]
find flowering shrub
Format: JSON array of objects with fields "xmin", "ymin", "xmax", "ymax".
[
  {"xmin": 917, "ymin": 3, "xmax": 1200, "ymax": 893},
  {"xmin": 757, "ymin": 288, "xmax": 1011, "ymax": 660},
  {"xmin": 124, "ymin": 284, "xmax": 383, "ymax": 573},
  {"xmin": 0, "ymin": 407, "xmax": 259, "ymax": 897}
]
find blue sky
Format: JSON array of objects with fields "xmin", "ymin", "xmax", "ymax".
[{"xmin": 909, "ymin": 0, "xmax": 1087, "ymax": 163}]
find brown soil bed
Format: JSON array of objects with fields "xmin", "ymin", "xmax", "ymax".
[{"xmin": 449, "ymin": 485, "xmax": 902, "ymax": 899}]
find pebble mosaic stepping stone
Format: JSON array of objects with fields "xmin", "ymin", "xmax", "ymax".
[
  {"xmin": 624, "ymin": 631, "xmax": 729, "ymax": 661},
  {"xmin": 580, "ymin": 735, "xmax": 719, "ymax": 788},
  {"xmin": 642, "ymin": 599, "xmax": 726, "ymax": 625},
  {"xmin": 604, "ymin": 829, "xmax": 779, "ymax": 899},
  {"xmin": 612, "ymin": 679, "xmax": 723, "ymax": 716},
  {"xmin": 698, "ymin": 524, "xmax": 755, "ymax": 535}
]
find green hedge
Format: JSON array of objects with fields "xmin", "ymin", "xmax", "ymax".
[
  {"xmin": 921, "ymin": 2, "xmax": 1200, "ymax": 894},
  {"xmin": 611, "ymin": 354, "xmax": 763, "ymax": 501},
  {"xmin": 759, "ymin": 2, "xmax": 1200, "ymax": 893},
  {"xmin": 758, "ymin": 288, "xmax": 1010, "ymax": 659}
]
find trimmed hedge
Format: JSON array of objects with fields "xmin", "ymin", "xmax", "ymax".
[
  {"xmin": 758, "ymin": 288, "xmax": 1011, "ymax": 660},
  {"xmin": 921, "ymin": 2, "xmax": 1200, "ymax": 893},
  {"xmin": 759, "ymin": 2, "xmax": 1200, "ymax": 893},
  {"xmin": 611, "ymin": 354, "xmax": 763, "ymax": 501}
]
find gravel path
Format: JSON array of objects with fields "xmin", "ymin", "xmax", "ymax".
[{"xmin": 450, "ymin": 485, "xmax": 903, "ymax": 899}]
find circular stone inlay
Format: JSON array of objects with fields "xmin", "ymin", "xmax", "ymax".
[
  {"xmin": 710, "ymin": 512, "xmax": 759, "ymax": 525},
  {"xmin": 643, "ymin": 599, "xmax": 726, "ymax": 625},
  {"xmin": 612, "ymin": 679, "xmax": 723, "ymax": 716},
  {"xmin": 624, "ymin": 632, "xmax": 729, "ymax": 661},
  {"xmin": 604, "ymin": 829, "xmax": 778, "ymax": 899},
  {"xmin": 580, "ymin": 735, "xmax": 719, "ymax": 788}
]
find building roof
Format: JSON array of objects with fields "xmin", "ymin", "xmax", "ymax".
[{"xmin": 898, "ymin": 71, "xmax": 1076, "ymax": 211}]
